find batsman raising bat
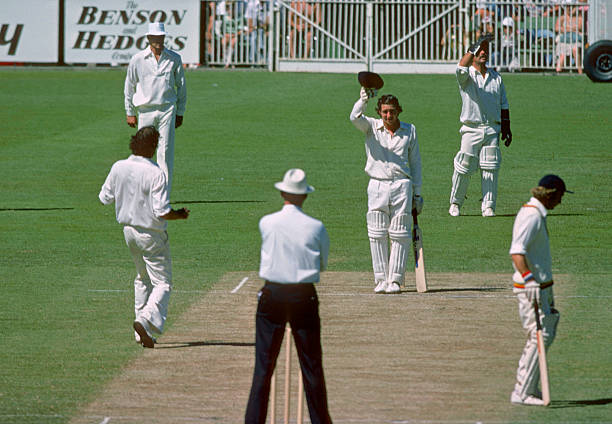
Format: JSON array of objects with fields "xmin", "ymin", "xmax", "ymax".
[
  {"xmin": 350, "ymin": 73, "xmax": 424, "ymax": 294},
  {"xmin": 509, "ymin": 174, "xmax": 572, "ymax": 406}
]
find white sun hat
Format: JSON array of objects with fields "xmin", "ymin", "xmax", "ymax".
[
  {"xmin": 146, "ymin": 22, "xmax": 167, "ymax": 36},
  {"xmin": 502, "ymin": 17, "xmax": 514, "ymax": 27},
  {"xmin": 274, "ymin": 169, "xmax": 315, "ymax": 194}
]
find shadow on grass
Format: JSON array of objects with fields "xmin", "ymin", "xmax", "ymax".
[
  {"xmin": 458, "ymin": 213, "xmax": 586, "ymax": 217},
  {"xmin": 402, "ymin": 287, "xmax": 508, "ymax": 294},
  {"xmin": 173, "ymin": 200, "xmax": 265, "ymax": 204},
  {"xmin": 551, "ymin": 398, "xmax": 612, "ymax": 408},
  {"xmin": 0, "ymin": 207, "xmax": 75, "ymax": 211},
  {"xmin": 154, "ymin": 340, "xmax": 255, "ymax": 349}
]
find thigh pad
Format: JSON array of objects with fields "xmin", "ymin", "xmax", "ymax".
[
  {"xmin": 479, "ymin": 145, "xmax": 501, "ymax": 170},
  {"xmin": 367, "ymin": 211, "xmax": 389, "ymax": 239},
  {"xmin": 454, "ymin": 151, "xmax": 479, "ymax": 175},
  {"xmin": 388, "ymin": 213, "xmax": 411, "ymax": 241}
]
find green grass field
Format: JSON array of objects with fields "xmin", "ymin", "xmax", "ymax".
[{"xmin": 1, "ymin": 68, "xmax": 611, "ymax": 423}]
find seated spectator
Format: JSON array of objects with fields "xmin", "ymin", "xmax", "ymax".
[
  {"xmin": 245, "ymin": 0, "xmax": 267, "ymax": 64},
  {"xmin": 205, "ymin": 2, "xmax": 216, "ymax": 63},
  {"xmin": 522, "ymin": 0, "xmax": 551, "ymax": 18},
  {"xmin": 289, "ymin": 1, "xmax": 321, "ymax": 58},
  {"xmin": 555, "ymin": 5, "xmax": 583, "ymax": 74},
  {"xmin": 441, "ymin": 24, "xmax": 469, "ymax": 60},
  {"xmin": 473, "ymin": 0, "xmax": 496, "ymax": 39},
  {"xmin": 497, "ymin": 16, "xmax": 520, "ymax": 72},
  {"xmin": 475, "ymin": 14, "xmax": 495, "ymax": 41},
  {"xmin": 222, "ymin": 6, "xmax": 245, "ymax": 68}
]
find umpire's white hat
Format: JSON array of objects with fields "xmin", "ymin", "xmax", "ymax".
[
  {"xmin": 275, "ymin": 169, "xmax": 315, "ymax": 195},
  {"xmin": 146, "ymin": 22, "xmax": 167, "ymax": 36}
]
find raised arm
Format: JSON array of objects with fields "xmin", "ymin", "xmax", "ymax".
[{"xmin": 350, "ymin": 87, "xmax": 375, "ymax": 133}]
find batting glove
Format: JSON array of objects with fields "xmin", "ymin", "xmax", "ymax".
[
  {"xmin": 501, "ymin": 110, "xmax": 512, "ymax": 146},
  {"xmin": 525, "ymin": 281, "xmax": 540, "ymax": 305},
  {"xmin": 412, "ymin": 195, "xmax": 424, "ymax": 215},
  {"xmin": 501, "ymin": 122, "xmax": 512, "ymax": 146},
  {"xmin": 360, "ymin": 87, "xmax": 369, "ymax": 102},
  {"xmin": 360, "ymin": 87, "xmax": 377, "ymax": 102},
  {"xmin": 468, "ymin": 34, "xmax": 494, "ymax": 55}
]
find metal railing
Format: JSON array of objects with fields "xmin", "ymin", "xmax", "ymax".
[{"xmin": 203, "ymin": 0, "xmax": 589, "ymax": 73}]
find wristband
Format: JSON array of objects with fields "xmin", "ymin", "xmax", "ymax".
[{"xmin": 521, "ymin": 271, "xmax": 535, "ymax": 283}]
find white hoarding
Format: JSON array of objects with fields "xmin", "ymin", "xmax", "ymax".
[
  {"xmin": 0, "ymin": 0, "xmax": 59, "ymax": 62},
  {"xmin": 64, "ymin": 0, "xmax": 199, "ymax": 64}
]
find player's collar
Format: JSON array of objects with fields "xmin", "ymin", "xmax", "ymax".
[{"xmin": 526, "ymin": 197, "xmax": 548, "ymax": 217}]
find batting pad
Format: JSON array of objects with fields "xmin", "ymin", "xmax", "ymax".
[{"xmin": 479, "ymin": 146, "xmax": 501, "ymax": 170}]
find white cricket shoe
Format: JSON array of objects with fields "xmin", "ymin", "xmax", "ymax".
[
  {"xmin": 449, "ymin": 204, "xmax": 460, "ymax": 217},
  {"xmin": 482, "ymin": 207, "xmax": 496, "ymax": 217},
  {"xmin": 374, "ymin": 280, "xmax": 388, "ymax": 293},
  {"xmin": 385, "ymin": 282, "xmax": 401, "ymax": 294},
  {"xmin": 510, "ymin": 391, "xmax": 545, "ymax": 406}
]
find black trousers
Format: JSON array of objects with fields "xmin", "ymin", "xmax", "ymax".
[{"xmin": 245, "ymin": 282, "xmax": 332, "ymax": 424}]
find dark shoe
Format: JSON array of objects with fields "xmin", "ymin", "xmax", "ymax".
[{"xmin": 133, "ymin": 319, "xmax": 155, "ymax": 348}]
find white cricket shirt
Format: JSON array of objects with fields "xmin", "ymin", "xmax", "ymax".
[
  {"xmin": 509, "ymin": 197, "xmax": 553, "ymax": 284},
  {"xmin": 99, "ymin": 155, "xmax": 172, "ymax": 232},
  {"xmin": 456, "ymin": 65, "xmax": 509, "ymax": 127},
  {"xmin": 124, "ymin": 48, "xmax": 187, "ymax": 116},
  {"xmin": 259, "ymin": 204, "xmax": 329, "ymax": 284},
  {"xmin": 349, "ymin": 99, "xmax": 423, "ymax": 195}
]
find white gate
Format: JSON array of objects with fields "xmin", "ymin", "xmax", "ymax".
[{"xmin": 274, "ymin": 0, "xmax": 463, "ymax": 73}]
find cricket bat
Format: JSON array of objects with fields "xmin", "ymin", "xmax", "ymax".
[
  {"xmin": 412, "ymin": 209, "xmax": 428, "ymax": 293},
  {"xmin": 533, "ymin": 300, "xmax": 551, "ymax": 406}
]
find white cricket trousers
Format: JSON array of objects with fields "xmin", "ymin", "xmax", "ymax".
[
  {"xmin": 450, "ymin": 124, "xmax": 500, "ymax": 211},
  {"xmin": 138, "ymin": 104, "xmax": 176, "ymax": 194},
  {"xmin": 367, "ymin": 178, "xmax": 413, "ymax": 285},
  {"xmin": 123, "ymin": 225, "xmax": 173, "ymax": 335},
  {"xmin": 513, "ymin": 285, "xmax": 559, "ymax": 399}
]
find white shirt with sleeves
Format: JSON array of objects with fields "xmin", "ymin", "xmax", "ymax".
[
  {"xmin": 456, "ymin": 65, "xmax": 509, "ymax": 127},
  {"xmin": 99, "ymin": 155, "xmax": 172, "ymax": 232},
  {"xmin": 509, "ymin": 197, "xmax": 553, "ymax": 284},
  {"xmin": 124, "ymin": 48, "xmax": 187, "ymax": 116},
  {"xmin": 349, "ymin": 99, "xmax": 423, "ymax": 196},
  {"xmin": 259, "ymin": 204, "xmax": 330, "ymax": 284}
]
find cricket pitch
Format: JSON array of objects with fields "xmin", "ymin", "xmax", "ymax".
[{"xmin": 70, "ymin": 271, "xmax": 558, "ymax": 423}]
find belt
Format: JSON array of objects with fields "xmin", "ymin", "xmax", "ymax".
[
  {"xmin": 370, "ymin": 176, "xmax": 409, "ymax": 182},
  {"xmin": 513, "ymin": 281, "xmax": 554, "ymax": 289},
  {"xmin": 265, "ymin": 281, "xmax": 315, "ymax": 288},
  {"xmin": 462, "ymin": 121, "xmax": 500, "ymax": 128},
  {"xmin": 263, "ymin": 281, "xmax": 316, "ymax": 298}
]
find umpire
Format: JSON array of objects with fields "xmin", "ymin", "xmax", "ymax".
[{"xmin": 245, "ymin": 169, "xmax": 333, "ymax": 424}]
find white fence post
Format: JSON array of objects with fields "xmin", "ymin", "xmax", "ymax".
[{"xmin": 366, "ymin": 1, "xmax": 373, "ymax": 71}]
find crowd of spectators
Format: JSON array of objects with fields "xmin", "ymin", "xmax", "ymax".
[{"xmin": 197, "ymin": 0, "xmax": 589, "ymax": 73}]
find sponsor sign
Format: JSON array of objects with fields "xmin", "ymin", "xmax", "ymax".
[
  {"xmin": 65, "ymin": 0, "xmax": 199, "ymax": 64},
  {"xmin": 0, "ymin": 0, "xmax": 59, "ymax": 62}
]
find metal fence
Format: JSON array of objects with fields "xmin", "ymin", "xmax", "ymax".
[{"xmin": 204, "ymin": 0, "xmax": 589, "ymax": 73}]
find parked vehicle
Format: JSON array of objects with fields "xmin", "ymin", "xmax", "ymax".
[{"xmin": 585, "ymin": 0, "xmax": 612, "ymax": 81}]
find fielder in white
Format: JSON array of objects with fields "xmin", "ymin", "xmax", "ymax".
[
  {"xmin": 350, "ymin": 89, "xmax": 423, "ymax": 294},
  {"xmin": 509, "ymin": 174, "xmax": 571, "ymax": 405},
  {"xmin": 99, "ymin": 126, "xmax": 190, "ymax": 348},
  {"xmin": 449, "ymin": 35, "xmax": 512, "ymax": 218},
  {"xmin": 124, "ymin": 22, "xmax": 187, "ymax": 195}
]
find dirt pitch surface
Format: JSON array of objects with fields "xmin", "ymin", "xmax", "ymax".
[{"xmin": 71, "ymin": 272, "xmax": 548, "ymax": 424}]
